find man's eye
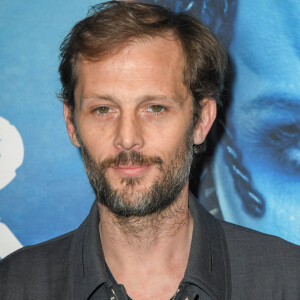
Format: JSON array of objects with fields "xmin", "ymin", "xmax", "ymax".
[
  {"xmin": 95, "ymin": 106, "xmax": 111, "ymax": 114},
  {"xmin": 147, "ymin": 105, "xmax": 165, "ymax": 113}
]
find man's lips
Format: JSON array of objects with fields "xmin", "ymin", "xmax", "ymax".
[{"xmin": 112, "ymin": 164, "xmax": 151, "ymax": 176}]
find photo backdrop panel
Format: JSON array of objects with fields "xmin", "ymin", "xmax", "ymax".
[{"xmin": 1, "ymin": 0, "xmax": 299, "ymax": 259}]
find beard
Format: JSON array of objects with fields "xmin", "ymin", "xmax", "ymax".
[{"xmin": 79, "ymin": 127, "xmax": 194, "ymax": 218}]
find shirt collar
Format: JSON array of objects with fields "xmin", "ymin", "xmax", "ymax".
[
  {"xmin": 67, "ymin": 194, "xmax": 231, "ymax": 299},
  {"xmin": 183, "ymin": 193, "xmax": 231, "ymax": 299},
  {"xmin": 66, "ymin": 200, "xmax": 109, "ymax": 300}
]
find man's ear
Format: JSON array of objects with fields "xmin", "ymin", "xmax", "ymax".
[
  {"xmin": 63, "ymin": 103, "xmax": 81, "ymax": 148},
  {"xmin": 193, "ymin": 98, "xmax": 217, "ymax": 145}
]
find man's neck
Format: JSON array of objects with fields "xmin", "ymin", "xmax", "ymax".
[{"xmin": 98, "ymin": 184, "xmax": 193, "ymax": 300}]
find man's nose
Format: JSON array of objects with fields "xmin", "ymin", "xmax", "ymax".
[{"xmin": 113, "ymin": 114, "xmax": 144, "ymax": 151}]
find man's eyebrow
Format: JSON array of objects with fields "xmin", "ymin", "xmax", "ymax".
[
  {"xmin": 245, "ymin": 94, "xmax": 300, "ymax": 111},
  {"xmin": 79, "ymin": 94, "xmax": 116, "ymax": 108},
  {"xmin": 138, "ymin": 94, "xmax": 184, "ymax": 104},
  {"xmin": 81, "ymin": 94, "xmax": 116, "ymax": 101}
]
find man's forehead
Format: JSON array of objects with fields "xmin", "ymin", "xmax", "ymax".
[
  {"xmin": 77, "ymin": 36, "xmax": 185, "ymax": 71},
  {"xmin": 75, "ymin": 36, "xmax": 188, "ymax": 99}
]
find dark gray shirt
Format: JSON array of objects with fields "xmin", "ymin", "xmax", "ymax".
[{"xmin": 1, "ymin": 194, "xmax": 299, "ymax": 299}]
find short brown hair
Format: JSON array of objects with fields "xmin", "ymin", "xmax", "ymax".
[{"xmin": 58, "ymin": 0, "xmax": 227, "ymax": 123}]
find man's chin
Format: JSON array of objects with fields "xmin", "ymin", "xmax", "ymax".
[
  {"xmin": 109, "ymin": 184, "xmax": 154, "ymax": 206},
  {"xmin": 96, "ymin": 181, "xmax": 171, "ymax": 218}
]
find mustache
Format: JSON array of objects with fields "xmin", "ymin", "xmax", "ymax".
[{"xmin": 100, "ymin": 151, "xmax": 163, "ymax": 169}]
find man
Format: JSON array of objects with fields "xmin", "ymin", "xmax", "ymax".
[{"xmin": 0, "ymin": 1, "xmax": 299, "ymax": 299}]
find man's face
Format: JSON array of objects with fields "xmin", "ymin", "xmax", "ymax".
[{"xmin": 64, "ymin": 37, "xmax": 214, "ymax": 217}]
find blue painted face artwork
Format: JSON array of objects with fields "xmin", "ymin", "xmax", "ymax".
[{"xmin": 212, "ymin": 0, "xmax": 300, "ymax": 244}]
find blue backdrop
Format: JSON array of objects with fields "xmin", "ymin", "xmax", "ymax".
[{"xmin": 1, "ymin": 0, "xmax": 300, "ymax": 259}]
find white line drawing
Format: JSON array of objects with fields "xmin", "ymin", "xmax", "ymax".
[
  {"xmin": 0, "ymin": 116, "xmax": 24, "ymax": 258},
  {"xmin": 0, "ymin": 116, "xmax": 24, "ymax": 190},
  {"xmin": 0, "ymin": 222, "xmax": 23, "ymax": 259}
]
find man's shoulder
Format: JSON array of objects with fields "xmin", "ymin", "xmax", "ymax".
[
  {"xmin": 196, "ymin": 196, "xmax": 300, "ymax": 257},
  {"xmin": 220, "ymin": 219, "xmax": 300, "ymax": 257},
  {"xmin": 219, "ymin": 219, "xmax": 300, "ymax": 297},
  {"xmin": 0, "ymin": 229, "xmax": 75, "ymax": 270},
  {"xmin": 1, "ymin": 229, "xmax": 74, "ymax": 265},
  {"xmin": 0, "ymin": 230, "xmax": 75, "ymax": 296}
]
